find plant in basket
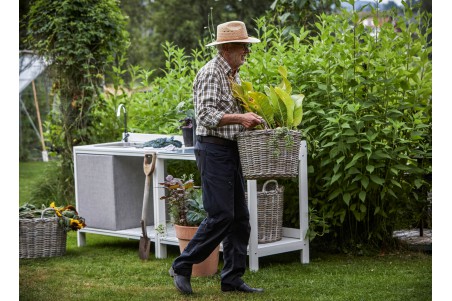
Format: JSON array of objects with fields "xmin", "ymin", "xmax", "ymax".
[
  {"xmin": 19, "ymin": 202, "xmax": 86, "ymax": 232},
  {"xmin": 49, "ymin": 202, "xmax": 86, "ymax": 231},
  {"xmin": 231, "ymin": 66, "xmax": 304, "ymax": 179},
  {"xmin": 19, "ymin": 203, "xmax": 86, "ymax": 259},
  {"xmin": 232, "ymin": 65, "xmax": 304, "ymax": 132}
]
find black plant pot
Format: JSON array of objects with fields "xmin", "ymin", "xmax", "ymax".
[{"xmin": 182, "ymin": 127, "xmax": 194, "ymax": 147}]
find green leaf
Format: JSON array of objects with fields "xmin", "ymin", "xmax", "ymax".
[
  {"xmin": 414, "ymin": 179, "xmax": 423, "ymax": 189},
  {"xmin": 390, "ymin": 179, "xmax": 402, "ymax": 188},
  {"xmin": 366, "ymin": 165, "xmax": 375, "ymax": 173},
  {"xmin": 343, "ymin": 192, "xmax": 351, "ymax": 205},
  {"xmin": 370, "ymin": 174, "xmax": 385, "ymax": 185},
  {"xmin": 345, "ymin": 159, "xmax": 357, "ymax": 170},
  {"xmin": 274, "ymin": 87, "xmax": 295, "ymax": 127},
  {"xmin": 360, "ymin": 204, "xmax": 366, "ymax": 212},
  {"xmin": 277, "ymin": 66, "xmax": 292, "ymax": 95},
  {"xmin": 374, "ymin": 206, "xmax": 380, "ymax": 215},
  {"xmin": 292, "ymin": 94, "xmax": 304, "ymax": 127},
  {"xmin": 388, "ymin": 188, "xmax": 397, "ymax": 198},
  {"xmin": 349, "ymin": 167, "xmax": 361, "ymax": 174},
  {"xmin": 328, "ymin": 188, "xmax": 342, "ymax": 200},
  {"xmin": 361, "ymin": 176, "xmax": 369, "ymax": 189},
  {"xmin": 331, "ymin": 173, "xmax": 342, "ymax": 185},
  {"xmin": 359, "ymin": 190, "xmax": 366, "ymax": 202},
  {"xmin": 248, "ymin": 91, "xmax": 274, "ymax": 125},
  {"xmin": 393, "ymin": 164, "xmax": 411, "ymax": 171},
  {"xmin": 339, "ymin": 209, "xmax": 346, "ymax": 223}
]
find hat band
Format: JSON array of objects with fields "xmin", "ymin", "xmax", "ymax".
[{"xmin": 216, "ymin": 31, "xmax": 249, "ymax": 42}]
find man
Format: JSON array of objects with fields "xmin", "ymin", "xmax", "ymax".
[{"xmin": 169, "ymin": 21, "xmax": 264, "ymax": 294}]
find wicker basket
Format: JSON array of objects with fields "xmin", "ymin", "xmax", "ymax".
[
  {"xmin": 237, "ymin": 128, "xmax": 301, "ymax": 179},
  {"xmin": 246, "ymin": 180, "xmax": 284, "ymax": 244},
  {"xmin": 19, "ymin": 208, "xmax": 67, "ymax": 259}
]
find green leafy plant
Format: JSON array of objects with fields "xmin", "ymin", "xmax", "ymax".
[
  {"xmin": 232, "ymin": 66, "xmax": 304, "ymax": 130},
  {"xmin": 159, "ymin": 174, "xmax": 206, "ymax": 226}
]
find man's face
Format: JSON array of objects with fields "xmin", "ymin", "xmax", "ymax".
[{"xmin": 226, "ymin": 43, "xmax": 251, "ymax": 69}]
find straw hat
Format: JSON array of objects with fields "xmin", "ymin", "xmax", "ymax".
[{"xmin": 206, "ymin": 21, "xmax": 261, "ymax": 47}]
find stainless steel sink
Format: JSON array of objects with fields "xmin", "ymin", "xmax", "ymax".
[{"xmin": 94, "ymin": 142, "xmax": 144, "ymax": 148}]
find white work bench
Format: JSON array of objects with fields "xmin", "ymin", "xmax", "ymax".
[{"xmin": 74, "ymin": 133, "xmax": 309, "ymax": 271}]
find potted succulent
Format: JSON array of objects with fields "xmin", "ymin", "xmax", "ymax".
[
  {"xmin": 231, "ymin": 66, "xmax": 304, "ymax": 179},
  {"xmin": 179, "ymin": 109, "xmax": 195, "ymax": 147},
  {"xmin": 159, "ymin": 174, "xmax": 219, "ymax": 277}
]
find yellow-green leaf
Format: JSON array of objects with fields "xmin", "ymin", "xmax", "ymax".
[
  {"xmin": 248, "ymin": 91, "xmax": 274, "ymax": 125},
  {"xmin": 274, "ymin": 87, "xmax": 294, "ymax": 127},
  {"xmin": 292, "ymin": 94, "xmax": 304, "ymax": 127}
]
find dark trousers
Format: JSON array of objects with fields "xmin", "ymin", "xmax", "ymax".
[{"xmin": 172, "ymin": 140, "xmax": 250, "ymax": 287}]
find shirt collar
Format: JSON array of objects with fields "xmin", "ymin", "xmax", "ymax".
[
  {"xmin": 216, "ymin": 54, "xmax": 240, "ymax": 80},
  {"xmin": 216, "ymin": 54, "xmax": 232, "ymax": 75}
]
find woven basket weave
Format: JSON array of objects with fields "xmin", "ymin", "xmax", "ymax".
[
  {"xmin": 237, "ymin": 129, "xmax": 301, "ymax": 180},
  {"xmin": 246, "ymin": 180, "xmax": 284, "ymax": 244},
  {"xmin": 19, "ymin": 208, "xmax": 67, "ymax": 259}
]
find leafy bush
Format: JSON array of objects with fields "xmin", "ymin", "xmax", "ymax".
[{"xmin": 244, "ymin": 5, "xmax": 431, "ymax": 248}]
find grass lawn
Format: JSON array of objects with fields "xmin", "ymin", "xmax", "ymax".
[{"xmin": 18, "ymin": 162, "xmax": 433, "ymax": 300}]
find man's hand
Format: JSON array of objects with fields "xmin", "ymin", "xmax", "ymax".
[
  {"xmin": 240, "ymin": 112, "xmax": 263, "ymax": 129},
  {"xmin": 218, "ymin": 112, "xmax": 264, "ymax": 129}
]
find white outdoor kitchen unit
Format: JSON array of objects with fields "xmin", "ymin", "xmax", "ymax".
[{"xmin": 73, "ymin": 133, "xmax": 309, "ymax": 271}]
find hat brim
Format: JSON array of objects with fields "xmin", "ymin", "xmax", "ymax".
[{"xmin": 206, "ymin": 37, "xmax": 261, "ymax": 47}]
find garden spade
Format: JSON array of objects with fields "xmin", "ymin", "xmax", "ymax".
[{"xmin": 139, "ymin": 152, "xmax": 156, "ymax": 260}]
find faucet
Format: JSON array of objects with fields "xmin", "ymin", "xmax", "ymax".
[{"xmin": 116, "ymin": 104, "xmax": 129, "ymax": 142}]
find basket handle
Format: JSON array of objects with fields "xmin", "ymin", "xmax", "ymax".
[
  {"xmin": 41, "ymin": 208, "xmax": 57, "ymax": 219},
  {"xmin": 262, "ymin": 180, "xmax": 279, "ymax": 192}
]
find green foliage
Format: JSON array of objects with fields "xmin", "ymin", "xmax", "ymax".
[
  {"xmin": 101, "ymin": 42, "xmax": 214, "ymax": 135},
  {"xmin": 186, "ymin": 189, "xmax": 207, "ymax": 225},
  {"xmin": 237, "ymin": 6, "xmax": 431, "ymax": 248},
  {"xmin": 159, "ymin": 174, "xmax": 205, "ymax": 226},
  {"xmin": 267, "ymin": 10, "xmax": 429, "ymax": 247},
  {"xmin": 144, "ymin": 0, "xmax": 274, "ymax": 75},
  {"xmin": 25, "ymin": 0, "xmax": 130, "ymax": 202},
  {"xmin": 232, "ymin": 66, "xmax": 305, "ymax": 129},
  {"xmin": 267, "ymin": 0, "xmax": 342, "ymax": 38}
]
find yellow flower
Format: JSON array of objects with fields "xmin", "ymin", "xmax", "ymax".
[
  {"xmin": 48, "ymin": 203, "xmax": 86, "ymax": 231},
  {"xmin": 70, "ymin": 219, "xmax": 85, "ymax": 230}
]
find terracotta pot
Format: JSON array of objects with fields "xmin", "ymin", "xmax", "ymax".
[{"xmin": 174, "ymin": 224, "xmax": 220, "ymax": 277}]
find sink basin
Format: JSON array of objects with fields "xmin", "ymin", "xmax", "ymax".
[{"xmin": 94, "ymin": 142, "xmax": 144, "ymax": 148}]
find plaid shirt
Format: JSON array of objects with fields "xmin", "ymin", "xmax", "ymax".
[{"xmin": 193, "ymin": 55, "xmax": 244, "ymax": 141}]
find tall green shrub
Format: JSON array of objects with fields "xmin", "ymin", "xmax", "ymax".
[
  {"xmin": 242, "ymin": 6, "xmax": 432, "ymax": 248},
  {"xmin": 25, "ymin": 0, "xmax": 130, "ymax": 203}
]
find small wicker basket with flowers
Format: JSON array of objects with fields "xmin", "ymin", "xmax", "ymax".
[{"xmin": 19, "ymin": 202, "xmax": 86, "ymax": 259}]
